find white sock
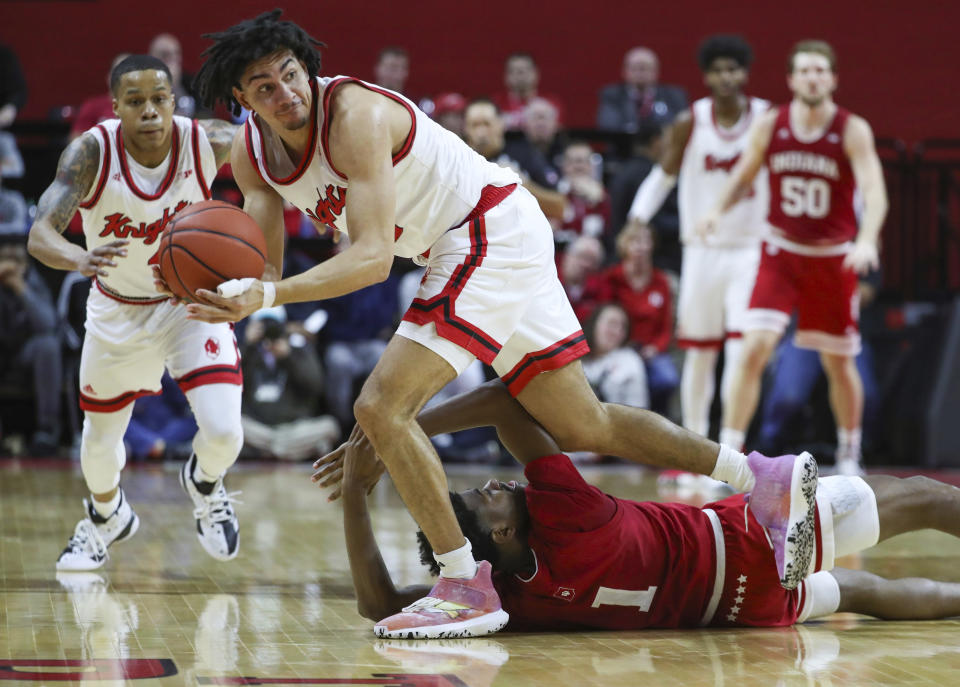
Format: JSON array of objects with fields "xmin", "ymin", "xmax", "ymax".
[
  {"xmin": 837, "ymin": 427, "xmax": 862, "ymax": 462},
  {"xmin": 710, "ymin": 444, "xmax": 755, "ymax": 492},
  {"xmin": 434, "ymin": 539, "xmax": 478, "ymax": 579},
  {"xmin": 91, "ymin": 490, "xmax": 121, "ymax": 518},
  {"xmin": 194, "ymin": 462, "xmax": 220, "ymax": 484},
  {"xmin": 719, "ymin": 428, "xmax": 746, "ymax": 452}
]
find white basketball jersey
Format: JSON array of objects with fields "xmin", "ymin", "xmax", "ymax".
[
  {"xmin": 78, "ymin": 116, "xmax": 217, "ymax": 301},
  {"xmin": 678, "ymin": 97, "xmax": 770, "ymax": 246},
  {"xmin": 244, "ymin": 76, "xmax": 521, "ymax": 259}
]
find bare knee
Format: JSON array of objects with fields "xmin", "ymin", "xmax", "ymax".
[{"xmin": 740, "ymin": 336, "xmax": 776, "ymax": 375}]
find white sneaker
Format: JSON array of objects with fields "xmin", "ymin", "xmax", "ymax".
[
  {"xmin": 56, "ymin": 520, "xmax": 109, "ymax": 571},
  {"xmin": 179, "ymin": 454, "xmax": 241, "ymax": 561},
  {"xmin": 836, "ymin": 457, "xmax": 866, "ymax": 477},
  {"xmin": 56, "ymin": 491, "xmax": 139, "ymax": 571}
]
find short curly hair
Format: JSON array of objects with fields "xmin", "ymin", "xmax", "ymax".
[
  {"xmin": 193, "ymin": 9, "xmax": 325, "ymax": 116},
  {"xmin": 698, "ymin": 34, "xmax": 754, "ymax": 72},
  {"xmin": 416, "ymin": 492, "xmax": 500, "ymax": 576}
]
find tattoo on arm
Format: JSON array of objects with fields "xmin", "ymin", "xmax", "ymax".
[
  {"xmin": 199, "ymin": 119, "xmax": 240, "ymax": 169},
  {"xmin": 35, "ymin": 134, "xmax": 100, "ymax": 234}
]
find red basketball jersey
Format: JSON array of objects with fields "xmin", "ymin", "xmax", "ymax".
[
  {"xmin": 766, "ymin": 105, "xmax": 858, "ymax": 245},
  {"xmin": 494, "ymin": 455, "xmax": 718, "ymax": 631}
]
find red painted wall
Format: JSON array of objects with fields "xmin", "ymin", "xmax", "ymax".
[{"xmin": 3, "ymin": 0, "xmax": 958, "ymax": 143}]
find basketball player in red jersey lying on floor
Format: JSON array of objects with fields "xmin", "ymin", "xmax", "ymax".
[{"xmin": 314, "ymin": 381, "xmax": 960, "ymax": 631}]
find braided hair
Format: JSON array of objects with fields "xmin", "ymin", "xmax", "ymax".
[{"xmin": 194, "ymin": 9, "xmax": 325, "ymax": 116}]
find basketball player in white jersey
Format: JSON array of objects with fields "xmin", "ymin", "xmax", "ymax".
[
  {"xmin": 179, "ymin": 11, "xmax": 821, "ymax": 638},
  {"xmin": 627, "ymin": 35, "xmax": 768, "ymax": 443},
  {"xmin": 27, "ymin": 56, "xmax": 252, "ymax": 571}
]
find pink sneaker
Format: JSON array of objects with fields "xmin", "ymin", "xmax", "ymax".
[
  {"xmin": 374, "ymin": 561, "xmax": 509, "ymax": 639},
  {"xmin": 747, "ymin": 451, "xmax": 818, "ymax": 591}
]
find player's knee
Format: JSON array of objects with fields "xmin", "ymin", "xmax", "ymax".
[
  {"xmin": 353, "ymin": 387, "xmax": 396, "ymax": 439},
  {"xmin": 197, "ymin": 419, "xmax": 243, "ymax": 457}
]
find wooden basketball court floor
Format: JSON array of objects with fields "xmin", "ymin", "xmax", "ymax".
[{"xmin": 3, "ymin": 458, "xmax": 960, "ymax": 686}]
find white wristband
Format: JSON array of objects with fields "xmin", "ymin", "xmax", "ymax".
[{"xmin": 261, "ymin": 281, "xmax": 276, "ymax": 309}]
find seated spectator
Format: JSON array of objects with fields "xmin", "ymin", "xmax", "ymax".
[
  {"xmin": 464, "ymin": 98, "xmax": 565, "ymax": 219},
  {"xmin": 553, "ymin": 141, "xmax": 611, "ymax": 251},
  {"xmin": 0, "ymin": 174, "xmax": 27, "ymax": 234},
  {"xmin": 522, "ymin": 97, "xmax": 565, "ymax": 172},
  {"xmin": 149, "ymin": 33, "xmax": 210, "ymax": 117},
  {"xmin": 0, "ymin": 131, "xmax": 24, "ymax": 178},
  {"xmin": 607, "ymin": 122, "xmax": 682, "ymax": 273},
  {"xmin": 0, "ymin": 235, "xmax": 61, "ymax": 455},
  {"xmin": 492, "ymin": 52, "xmax": 565, "ymax": 131},
  {"xmin": 320, "ymin": 237, "xmax": 400, "ymax": 430},
  {"xmin": 581, "ymin": 302, "xmax": 649, "ymax": 408},
  {"xmin": 431, "ymin": 92, "xmax": 467, "ymax": 139},
  {"xmin": 0, "ymin": 43, "xmax": 27, "ymax": 129},
  {"xmin": 70, "ymin": 53, "xmax": 129, "ymax": 139},
  {"xmin": 557, "ymin": 235, "xmax": 604, "ymax": 322},
  {"xmin": 241, "ymin": 307, "xmax": 339, "ymax": 461},
  {"xmin": 372, "ymin": 46, "xmax": 409, "ymax": 94},
  {"xmin": 597, "ymin": 46, "xmax": 687, "ymax": 133},
  {"xmin": 124, "ymin": 372, "xmax": 197, "ymax": 460},
  {"xmin": 593, "ymin": 221, "xmax": 679, "ymax": 412}
]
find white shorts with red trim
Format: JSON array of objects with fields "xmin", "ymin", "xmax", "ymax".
[
  {"xmin": 398, "ymin": 186, "xmax": 588, "ymax": 396},
  {"xmin": 79, "ymin": 287, "xmax": 241, "ymax": 412},
  {"xmin": 676, "ymin": 243, "xmax": 760, "ymax": 348}
]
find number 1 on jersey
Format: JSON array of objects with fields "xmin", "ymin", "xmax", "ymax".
[{"xmin": 591, "ymin": 585, "xmax": 658, "ymax": 612}]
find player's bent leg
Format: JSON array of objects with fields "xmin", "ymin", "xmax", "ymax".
[
  {"xmin": 181, "ymin": 384, "xmax": 244, "ymax": 562},
  {"xmin": 356, "ymin": 335, "xmax": 509, "ymax": 638},
  {"xmin": 866, "ymin": 475, "xmax": 960, "ymax": 542},
  {"xmin": 831, "ymin": 568, "xmax": 960, "ymax": 620},
  {"xmin": 59, "ymin": 409, "xmax": 141, "ymax": 571}
]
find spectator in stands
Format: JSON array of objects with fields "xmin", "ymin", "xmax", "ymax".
[
  {"xmin": 320, "ymin": 237, "xmax": 400, "ymax": 430},
  {"xmin": 0, "ymin": 134, "xmax": 27, "ymax": 233},
  {"xmin": 124, "ymin": 373, "xmax": 197, "ymax": 460},
  {"xmin": 558, "ymin": 235, "xmax": 604, "ymax": 322},
  {"xmin": 464, "ymin": 98, "xmax": 565, "ymax": 219},
  {"xmin": 0, "ymin": 131, "xmax": 24, "ymax": 178},
  {"xmin": 594, "ymin": 221, "xmax": 679, "ymax": 412},
  {"xmin": 373, "ymin": 46, "xmax": 409, "ymax": 94},
  {"xmin": 607, "ymin": 122, "xmax": 682, "ymax": 273},
  {"xmin": 70, "ymin": 53, "xmax": 130, "ymax": 139},
  {"xmin": 0, "ymin": 43, "xmax": 27, "ymax": 129},
  {"xmin": 149, "ymin": 33, "xmax": 209, "ymax": 117},
  {"xmin": 431, "ymin": 92, "xmax": 467, "ymax": 139},
  {"xmin": 597, "ymin": 47, "xmax": 687, "ymax": 133},
  {"xmin": 493, "ymin": 53, "xmax": 565, "ymax": 131},
  {"xmin": 582, "ymin": 302, "xmax": 649, "ymax": 408},
  {"xmin": 241, "ymin": 306, "xmax": 339, "ymax": 461},
  {"xmin": 522, "ymin": 97, "xmax": 565, "ymax": 173},
  {"xmin": 0, "ymin": 234, "xmax": 61, "ymax": 455},
  {"xmin": 554, "ymin": 141, "xmax": 611, "ymax": 251}
]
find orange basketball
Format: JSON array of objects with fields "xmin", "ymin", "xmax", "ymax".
[{"xmin": 157, "ymin": 200, "xmax": 267, "ymax": 303}]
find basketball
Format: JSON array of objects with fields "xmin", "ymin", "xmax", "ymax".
[{"xmin": 157, "ymin": 200, "xmax": 267, "ymax": 303}]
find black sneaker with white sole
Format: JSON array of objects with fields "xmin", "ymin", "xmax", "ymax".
[{"xmin": 179, "ymin": 454, "xmax": 241, "ymax": 561}]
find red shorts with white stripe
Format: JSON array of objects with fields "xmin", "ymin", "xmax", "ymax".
[
  {"xmin": 745, "ymin": 237, "xmax": 861, "ymax": 356},
  {"xmin": 704, "ymin": 475, "xmax": 880, "ymax": 627},
  {"xmin": 399, "ymin": 185, "xmax": 588, "ymax": 396},
  {"xmin": 79, "ymin": 287, "xmax": 241, "ymax": 412}
]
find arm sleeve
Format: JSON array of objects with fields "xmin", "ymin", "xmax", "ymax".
[{"xmin": 627, "ymin": 165, "xmax": 677, "ymax": 224}]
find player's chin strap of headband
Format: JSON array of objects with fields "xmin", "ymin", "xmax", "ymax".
[{"xmin": 217, "ymin": 278, "xmax": 277, "ymax": 310}]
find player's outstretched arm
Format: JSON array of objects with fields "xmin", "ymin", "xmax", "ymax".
[
  {"xmin": 27, "ymin": 133, "xmax": 128, "ymax": 276},
  {"xmin": 198, "ymin": 118, "xmax": 240, "ymax": 170},
  {"xmin": 627, "ymin": 111, "xmax": 690, "ymax": 224},
  {"xmin": 229, "ymin": 126, "xmax": 285, "ymax": 281},
  {"xmin": 697, "ymin": 108, "xmax": 776, "ymax": 235},
  {"xmin": 843, "ymin": 115, "xmax": 888, "ymax": 274},
  {"xmin": 313, "ymin": 381, "xmax": 559, "ymax": 500},
  {"xmin": 340, "ymin": 440, "xmax": 431, "ymax": 621}
]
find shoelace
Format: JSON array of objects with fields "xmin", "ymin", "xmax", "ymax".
[
  {"xmin": 68, "ymin": 519, "xmax": 107, "ymax": 559},
  {"xmin": 193, "ymin": 489, "xmax": 243, "ymax": 523}
]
